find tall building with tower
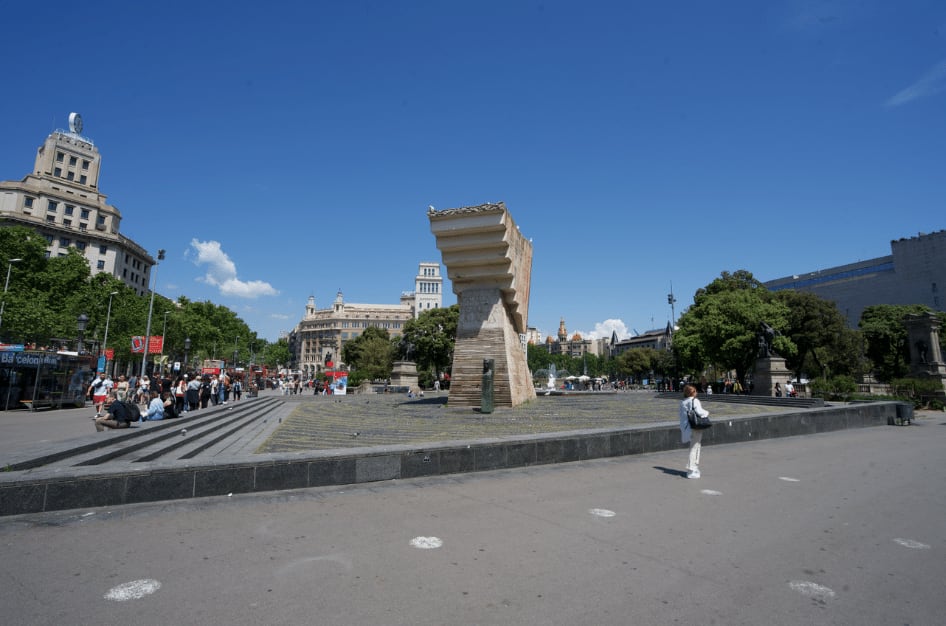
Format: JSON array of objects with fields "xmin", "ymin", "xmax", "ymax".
[
  {"xmin": 288, "ymin": 262, "xmax": 444, "ymax": 378},
  {"xmin": 0, "ymin": 112, "xmax": 154, "ymax": 295}
]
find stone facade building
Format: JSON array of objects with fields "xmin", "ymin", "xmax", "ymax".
[
  {"xmin": 289, "ymin": 262, "xmax": 443, "ymax": 378},
  {"xmin": 764, "ymin": 230, "xmax": 946, "ymax": 327},
  {"xmin": 0, "ymin": 113, "xmax": 154, "ymax": 295},
  {"xmin": 609, "ymin": 324, "xmax": 673, "ymax": 355}
]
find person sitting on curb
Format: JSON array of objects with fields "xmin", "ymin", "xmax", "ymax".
[
  {"xmin": 142, "ymin": 389, "xmax": 165, "ymax": 421},
  {"xmin": 94, "ymin": 391, "xmax": 132, "ymax": 432}
]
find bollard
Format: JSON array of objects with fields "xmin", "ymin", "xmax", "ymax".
[{"xmin": 481, "ymin": 358, "xmax": 494, "ymax": 414}]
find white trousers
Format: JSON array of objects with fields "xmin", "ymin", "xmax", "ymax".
[{"xmin": 688, "ymin": 429, "xmax": 703, "ymax": 470}]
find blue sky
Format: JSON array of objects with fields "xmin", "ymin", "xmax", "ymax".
[{"xmin": 2, "ymin": 1, "xmax": 944, "ymax": 342}]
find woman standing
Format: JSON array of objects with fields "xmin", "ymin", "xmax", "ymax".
[{"xmin": 680, "ymin": 384, "xmax": 710, "ymax": 479}]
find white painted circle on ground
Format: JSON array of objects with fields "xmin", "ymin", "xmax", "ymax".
[
  {"xmin": 589, "ymin": 508, "xmax": 616, "ymax": 518},
  {"xmin": 104, "ymin": 579, "xmax": 162, "ymax": 601},
  {"xmin": 410, "ymin": 536, "xmax": 443, "ymax": 549},
  {"xmin": 779, "ymin": 476, "xmax": 800, "ymax": 482},
  {"xmin": 700, "ymin": 489, "xmax": 722, "ymax": 496},
  {"xmin": 894, "ymin": 538, "xmax": 930, "ymax": 549},
  {"xmin": 789, "ymin": 580, "xmax": 836, "ymax": 601}
]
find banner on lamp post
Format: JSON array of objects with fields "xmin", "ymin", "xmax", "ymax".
[{"xmin": 131, "ymin": 336, "xmax": 164, "ymax": 354}]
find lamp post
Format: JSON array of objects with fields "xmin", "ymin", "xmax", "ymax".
[
  {"xmin": 76, "ymin": 313, "xmax": 89, "ymax": 354},
  {"xmin": 184, "ymin": 337, "xmax": 191, "ymax": 373},
  {"xmin": 102, "ymin": 291, "xmax": 118, "ymax": 374},
  {"xmin": 668, "ymin": 283, "xmax": 677, "ymax": 327},
  {"xmin": 161, "ymin": 310, "xmax": 171, "ymax": 374},
  {"xmin": 0, "ymin": 258, "xmax": 23, "ymax": 332},
  {"xmin": 141, "ymin": 249, "xmax": 165, "ymax": 376}
]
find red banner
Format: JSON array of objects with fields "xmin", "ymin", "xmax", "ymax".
[{"xmin": 131, "ymin": 336, "xmax": 164, "ymax": 354}]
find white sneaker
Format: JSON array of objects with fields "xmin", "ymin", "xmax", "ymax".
[{"xmin": 687, "ymin": 469, "xmax": 701, "ymax": 479}]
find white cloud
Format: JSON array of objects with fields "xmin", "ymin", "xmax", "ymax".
[
  {"xmin": 577, "ymin": 319, "xmax": 631, "ymax": 341},
  {"xmin": 886, "ymin": 58, "xmax": 946, "ymax": 107},
  {"xmin": 189, "ymin": 239, "xmax": 279, "ymax": 299},
  {"xmin": 270, "ymin": 313, "xmax": 290, "ymax": 320}
]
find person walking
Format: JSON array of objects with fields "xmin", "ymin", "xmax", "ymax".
[
  {"xmin": 680, "ymin": 384, "xmax": 710, "ymax": 479},
  {"xmin": 88, "ymin": 372, "xmax": 113, "ymax": 417}
]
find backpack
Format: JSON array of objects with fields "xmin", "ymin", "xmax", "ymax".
[{"xmin": 121, "ymin": 401, "xmax": 142, "ymax": 423}]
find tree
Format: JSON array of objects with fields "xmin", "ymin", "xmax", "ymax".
[
  {"xmin": 777, "ymin": 291, "xmax": 850, "ymax": 380},
  {"xmin": 615, "ymin": 348, "xmax": 658, "ymax": 382},
  {"xmin": 673, "ymin": 270, "xmax": 795, "ymax": 384},
  {"xmin": 261, "ymin": 338, "xmax": 291, "ymax": 369},
  {"xmin": 859, "ymin": 304, "xmax": 932, "ymax": 382},
  {"xmin": 397, "ymin": 305, "xmax": 459, "ymax": 378},
  {"xmin": 342, "ymin": 326, "xmax": 394, "ymax": 383}
]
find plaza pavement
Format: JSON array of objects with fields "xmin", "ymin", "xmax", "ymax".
[{"xmin": 0, "ymin": 408, "xmax": 943, "ymax": 625}]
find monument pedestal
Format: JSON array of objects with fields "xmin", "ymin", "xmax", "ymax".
[
  {"xmin": 753, "ymin": 356, "xmax": 792, "ymax": 397},
  {"xmin": 390, "ymin": 361, "xmax": 419, "ymax": 392},
  {"xmin": 904, "ymin": 312, "xmax": 946, "ymax": 401}
]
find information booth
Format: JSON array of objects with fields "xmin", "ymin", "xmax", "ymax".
[{"xmin": 0, "ymin": 348, "xmax": 96, "ymax": 411}]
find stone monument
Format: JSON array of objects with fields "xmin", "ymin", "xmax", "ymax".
[
  {"xmin": 752, "ymin": 321, "xmax": 792, "ymax": 397},
  {"xmin": 390, "ymin": 340, "xmax": 420, "ymax": 393},
  {"xmin": 428, "ymin": 202, "xmax": 536, "ymax": 408},
  {"xmin": 903, "ymin": 312, "xmax": 946, "ymax": 398},
  {"xmin": 389, "ymin": 360, "xmax": 420, "ymax": 393}
]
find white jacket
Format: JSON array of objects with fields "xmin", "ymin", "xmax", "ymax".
[{"xmin": 680, "ymin": 397, "xmax": 709, "ymax": 443}]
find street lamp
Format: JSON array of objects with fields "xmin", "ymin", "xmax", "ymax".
[
  {"xmin": 184, "ymin": 337, "xmax": 191, "ymax": 373},
  {"xmin": 76, "ymin": 313, "xmax": 89, "ymax": 353},
  {"xmin": 161, "ymin": 310, "xmax": 171, "ymax": 371},
  {"xmin": 141, "ymin": 249, "xmax": 165, "ymax": 376},
  {"xmin": 102, "ymin": 291, "xmax": 118, "ymax": 374},
  {"xmin": 0, "ymin": 258, "xmax": 23, "ymax": 332},
  {"xmin": 668, "ymin": 283, "xmax": 677, "ymax": 327}
]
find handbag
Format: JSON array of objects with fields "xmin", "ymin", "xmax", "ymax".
[{"xmin": 687, "ymin": 400, "xmax": 712, "ymax": 429}]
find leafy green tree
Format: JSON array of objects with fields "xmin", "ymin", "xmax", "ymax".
[
  {"xmin": 673, "ymin": 270, "xmax": 795, "ymax": 384},
  {"xmin": 859, "ymin": 304, "xmax": 932, "ymax": 382},
  {"xmin": 343, "ymin": 326, "xmax": 394, "ymax": 383},
  {"xmin": 261, "ymin": 338, "xmax": 292, "ymax": 369},
  {"xmin": 397, "ymin": 305, "xmax": 459, "ymax": 378},
  {"xmin": 777, "ymin": 290, "xmax": 850, "ymax": 380},
  {"xmin": 615, "ymin": 348, "xmax": 658, "ymax": 382}
]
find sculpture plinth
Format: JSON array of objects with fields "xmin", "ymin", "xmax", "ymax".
[
  {"xmin": 429, "ymin": 202, "xmax": 536, "ymax": 408},
  {"xmin": 904, "ymin": 313, "xmax": 946, "ymax": 398},
  {"xmin": 390, "ymin": 360, "xmax": 420, "ymax": 392},
  {"xmin": 753, "ymin": 356, "xmax": 792, "ymax": 397}
]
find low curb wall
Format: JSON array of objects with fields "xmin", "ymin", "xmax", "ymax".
[{"xmin": 0, "ymin": 401, "xmax": 909, "ymax": 517}]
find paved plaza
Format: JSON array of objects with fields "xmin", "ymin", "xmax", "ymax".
[
  {"xmin": 257, "ymin": 390, "xmax": 787, "ymax": 452},
  {"xmin": 0, "ymin": 411, "xmax": 943, "ymax": 625}
]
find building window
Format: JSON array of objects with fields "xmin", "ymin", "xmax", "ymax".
[
  {"xmin": 76, "ymin": 241, "xmax": 86, "ymax": 251},
  {"xmin": 23, "ymin": 197, "xmax": 34, "ymax": 209},
  {"xmin": 46, "ymin": 215, "xmax": 56, "ymax": 223},
  {"xmin": 56, "ymin": 152, "xmax": 64, "ymax": 162},
  {"xmin": 79, "ymin": 223, "xmax": 87, "ymax": 231},
  {"xmin": 123, "ymin": 269, "xmax": 127, "ymax": 278},
  {"xmin": 66, "ymin": 171, "xmax": 74, "ymax": 181},
  {"xmin": 99, "ymin": 245, "xmax": 107, "ymax": 254},
  {"xmin": 63, "ymin": 219, "xmax": 72, "ymax": 227},
  {"xmin": 79, "ymin": 175, "xmax": 87, "ymax": 185},
  {"xmin": 54, "ymin": 167, "xmax": 62, "ymax": 177},
  {"xmin": 47, "ymin": 200, "xmax": 58, "ymax": 212},
  {"xmin": 44, "ymin": 234, "xmax": 53, "ymax": 244},
  {"xmin": 69, "ymin": 156, "xmax": 77, "ymax": 166},
  {"xmin": 80, "ymin": 208, "xmax": 89, "ymax": 219},
  {"xmin": 96, "ymin": 215, "xmax": 106, "ymax": 227},
  {"xmin": 60, "ymin": 238, "xmax": 71, "ymax": 247},
  {"xmin": 82, "ymin": 160, "xmax": 89, "ymax": 170},
  {"xmin": 64, "ymin": 205, "xmax": 74, "ymax": 216},
  {"xmin": 97, "ymin": 260, "xmax": 105, "ymax": 270}
]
